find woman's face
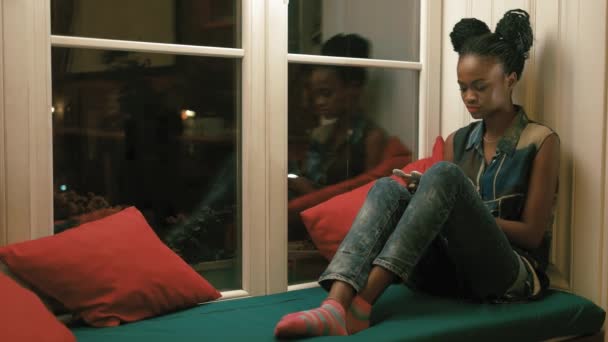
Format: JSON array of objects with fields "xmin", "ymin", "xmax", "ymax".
[
  {"xmin": 309, "ymin": 68, "xmax": 349, "ymax": 119},
  {"xmin": 457, "ymin": 54, "xmax": 516, "ymax": 120}
]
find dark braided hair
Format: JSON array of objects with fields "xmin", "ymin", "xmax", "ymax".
[
  {"xmin": 450, "ymin": 9, "xmax": 533, "ymax": 79},
  {"xmin": 319, "ymin": 33, "xmax": 370, "ymax": 85}
]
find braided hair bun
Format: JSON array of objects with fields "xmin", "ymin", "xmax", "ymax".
[
  {"xmin": 449, "ymin": 9, "xmax": 533, "ymax": 78},
  {"xmin": 450, "ymin": 18, "xmax": 491, "ymax": 53},
  {"xmin": 495, "ymin": 9, "xmax": 533, "ymax": 59}
]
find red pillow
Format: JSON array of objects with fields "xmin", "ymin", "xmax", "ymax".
[
  {"xmin": 0, "ymin": 207, "xmax": 221, "ymax": 327},
  {"xmin": 302, "ymin": 136, "xmax": 445, "ymax": 260},
  {"xmin": 0, "ymin": 273, "xmax": 76, "ymax": 342},
  {"xmin": 1, "ymin": 261, "xmax": 68, "ymax": 315}
]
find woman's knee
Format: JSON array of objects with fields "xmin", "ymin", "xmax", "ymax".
[
  {"xmin": 422, "ymin": 162, "xmax": 468, "ymax": 188},
  {"xmin": 370, "ymin": 177, "xmax": 407, "ymax": 199},
  {"xmin": 372, "ymin": 177, "xmax": 399, "ymax": 191},
  {"xmin": 425, "ymin": 162, "xmax": 464, "ymax": 180}
]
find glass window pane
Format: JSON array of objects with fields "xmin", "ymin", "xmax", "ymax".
[
  {"xmin": 51, "ymin": 0, "xmax": 239, "ymax": 48},
  {"xmin": 52, "ymin": 47, "xmax": 241, "ymax": 291},
  {"xmin": 288, "ymin": 0, "xmax": 420, "ymax": 62},
  {"xmin": 287, "ymin": 62, "xmax": 419, "ymax": 284}
]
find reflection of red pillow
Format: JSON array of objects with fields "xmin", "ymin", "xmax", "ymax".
[
  {"xmin": 0, "ymin": 207, "xmax": 221, "ymax": 327},
  {"xmin": 302, "ymin": 137, "xmax": 445, "ymax": 260},
  {"xmin": 0, "ymin": 273, "xmax": 76, "ymax": 342},
  {"xmin": 288, "ymin": 137, "xmax": 411, "ymax": 226}
]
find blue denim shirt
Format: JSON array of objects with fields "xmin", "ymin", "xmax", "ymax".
[{"xmin": 453, "ymin": 106, "xmax": 557, "ymax": 272}]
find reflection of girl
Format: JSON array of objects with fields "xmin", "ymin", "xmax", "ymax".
[
  {"xmin": 276, "ymin": 10, "xmax": 560, "ymax": 338},
  {"xmin": 288, "ymin": 34, "xmax": 386, "ymax": 196}
]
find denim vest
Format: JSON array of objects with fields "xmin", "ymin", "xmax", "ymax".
[
  {"xmin": 453, "ymin": 106, "xmax": 557, "ymax": 273},
  {"xmin": 304, "ymin": 115, "xmax": 371, "ymax": 186}
]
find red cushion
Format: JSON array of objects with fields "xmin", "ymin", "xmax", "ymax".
[
  {"xmin": 0, "ymin": 207, "xmax": 221, "ymax": 327},
  {"xmin": 301, "ymin": 136, "xmax": 445, "ymax": 260},
  {"xmin": 0, "ymin": 273, "xmax": 76, "ymax": 342}
]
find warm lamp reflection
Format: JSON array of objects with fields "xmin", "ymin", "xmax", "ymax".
[{"xmin": 181, "ymin": 109, "xmax": 197, "ymax": 121}]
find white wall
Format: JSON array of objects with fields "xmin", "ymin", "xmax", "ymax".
[
  {"xmin": 322, "ymin": 0, "xmax": 421, "ymax": 154},
  {"xmin": 442, "ymin": 0, "xmax": 608, "ymax": 310},
  {"xmin": 604, "ymin": 97, "xmax": 608, "ymax": 337},
  {"xmin": 0, "ymin": 0, "xmax": 5, "ymax": 246}
]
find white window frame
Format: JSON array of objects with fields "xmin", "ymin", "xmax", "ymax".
[
  {"xmin": 266, "ymin": 0, "xmax": 442, "ymax": 292},
  {"xmin": 0, "ymin": 0, "xmax": 442, "ymax": 297}
]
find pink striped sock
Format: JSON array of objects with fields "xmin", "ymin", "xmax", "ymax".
[
  {"xmin": 346, "ymin": 296, "xmax": 371, "ymax": 334},
  {"xmin": 274, "ymin": 299, "xmax": 347, "ymax": 338}
]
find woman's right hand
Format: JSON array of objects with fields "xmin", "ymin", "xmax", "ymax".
[{"xmin": 393, "ymin": 169, "xmax": 422, "ymax": 193}]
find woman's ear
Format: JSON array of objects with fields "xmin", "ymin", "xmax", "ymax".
[{"xmin": 506, "ymin": 72, "xmax": 518, "ymax": 89}]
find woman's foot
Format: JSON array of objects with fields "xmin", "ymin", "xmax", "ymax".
[
  {"xmin": 346, "ymin": 295, "xmax": 371, "ymax": 334},
  {"xmin": 274, "ymin": 299, "xmax": 347, "ymax": 338}
]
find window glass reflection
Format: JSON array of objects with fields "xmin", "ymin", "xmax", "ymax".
[
  {"xmin": 288, "ymin": 0, "xmax": 420, "ymax": 62},
  {"xmin": 51, "ymin": 0, "xmax": 239, "ymax": 48},
  {"xmin": 287, "ymin": 33, "xmax": 419, "ymax": 284},
  {"xmin": 52, "ymin": 47, "xmax": 241, "ymax": 290}
]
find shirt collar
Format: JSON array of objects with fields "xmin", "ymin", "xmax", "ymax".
[
  {"xmin": 465, "ymin": 121, "xmax": 483, "ymax": 152},
  {"xmin": 465, "ymin": 105, "xmax": 529, "ymax": 156}
]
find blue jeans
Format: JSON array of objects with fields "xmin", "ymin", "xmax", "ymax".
[{"xmin": 318, "ymin": 162, "xmax": 522, "ymax": 300}]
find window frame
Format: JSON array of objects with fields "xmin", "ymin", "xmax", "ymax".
[{"xmin": 0, "ymin": 0, "xmax": 442, "ymax": 297}]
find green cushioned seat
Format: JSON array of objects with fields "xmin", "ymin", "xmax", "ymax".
[{"xmin": 71, "ymin": 285, "xmax": 605, "ymax": 341}]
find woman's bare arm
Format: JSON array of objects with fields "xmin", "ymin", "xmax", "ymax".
[
  {"xmin": 444, "ymin": 132, "xmax": 455, "ymax": 163},
  {"xmin": 496, "ymin": 133, "xmax": 560, "ymax": 249}
]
